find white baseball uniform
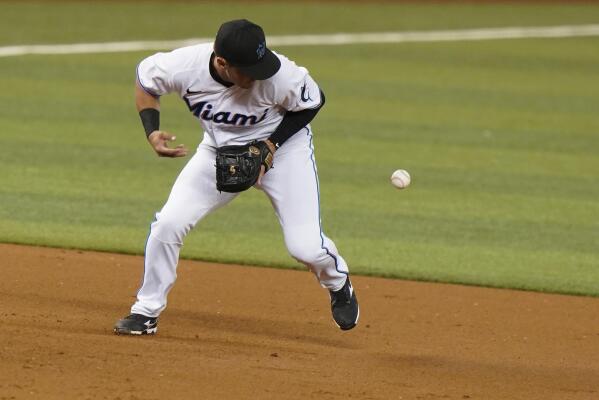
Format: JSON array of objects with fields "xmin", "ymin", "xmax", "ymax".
[{"xmin": 131, "ymin": 43, "xmax": 349, "ymax": 318}]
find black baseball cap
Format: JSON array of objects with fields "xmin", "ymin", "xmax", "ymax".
[{"xmin": 214, "ymin": 19, "xmax": 281, "ymax": 80}]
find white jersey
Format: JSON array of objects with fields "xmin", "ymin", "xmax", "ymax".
[
  {"xmin": 136, "ymin": 43, "xmax": 322, "ymax": 147},
  {"xmin": 127, "ymin": 39, "xmax": 355, "ymax": 330}
]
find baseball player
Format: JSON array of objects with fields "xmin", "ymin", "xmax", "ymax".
[{"xmin": 114, "ymin": 19, "xmax": 359, "ymax": 335}]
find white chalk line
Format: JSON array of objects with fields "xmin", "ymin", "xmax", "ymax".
[{"xmin": 1, "ymin": 24, "xmax": 599, "ymax": 57}]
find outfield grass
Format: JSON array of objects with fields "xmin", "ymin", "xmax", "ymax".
[
  {"xmin": 2, "ymin": 2, "xmax": 599, "ymax": 45},
  {"xmin": 1, "ymin": 2, "xmax": 598, "ymax": 296}
]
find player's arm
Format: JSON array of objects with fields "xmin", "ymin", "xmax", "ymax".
[
  {"xmin": 264, "ymin": 69, "xmax": 325, "ymax": 152},
  {"xmin": 136, "ymin": 82, "xmax": 187, "ymax": 158},
  {"xmin": 135, "ymin": 82, "xmax": 187, "ymax": 157},
  {"xmin": 267, "ymin": 89, "xmax": 325, "ymax": 150},
  {"xmin": 256, "ymin": 89, "xmax": 325, "ymax": 185},
  {"xmin": 135, "ymin": 54, "xmax": 187, "ymax": 157}
]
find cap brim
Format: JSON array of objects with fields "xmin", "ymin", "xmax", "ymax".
[{"xmin": 236, "ymin": 48, "xmax": 281, "ymax": 80}]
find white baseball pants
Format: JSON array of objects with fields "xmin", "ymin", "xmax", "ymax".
[{"xmin": 131, "ymin": 128, "xmax": 349, "ymax": 318}]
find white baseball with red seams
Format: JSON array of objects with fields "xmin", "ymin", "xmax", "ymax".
[
  {"xmin": 391, "ymin": 169, "xmax": 411, "ymax": 189},
  {"xmin": 130, "ymin": 43, "xmax": 350, "ymax": 318}
]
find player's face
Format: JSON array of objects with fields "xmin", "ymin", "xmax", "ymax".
[
  {"xmin": 214, "ymin": 56, "xmax": 255, "ymax": 89},
  {"xmin": 225, "ymin": 65, "xmax": 255, "ymax": 89}
]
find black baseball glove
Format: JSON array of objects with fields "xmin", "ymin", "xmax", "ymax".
[{"xmin": 215, "ymin": 140, "xmax": 274, "ymax": 193}]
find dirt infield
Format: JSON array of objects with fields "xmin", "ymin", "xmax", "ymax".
[{"xmin": 1, "ymin": 244, "xmax": 598, "ymax": 400}]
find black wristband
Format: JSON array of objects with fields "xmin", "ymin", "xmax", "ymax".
[{"xmin": 139, "ymin": 108, "xmax": 160, "ymax": 137}]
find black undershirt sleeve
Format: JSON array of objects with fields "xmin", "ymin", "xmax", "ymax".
[{"xmin": 268, "ymin": 90, "xmax": 325, "ymax": 148}]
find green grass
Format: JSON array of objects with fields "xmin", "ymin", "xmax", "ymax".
[
  {"xmin": 2, "ymin": 1, "xmax": 599, "ymax": 45},
  {"xmin": 1, "ymin": 2, "xmax": 599, "ymax": 296}
]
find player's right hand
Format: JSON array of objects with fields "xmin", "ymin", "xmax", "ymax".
[{"xmin": 147, "ymin": 131, "xmax": 188, "ymax": 158}]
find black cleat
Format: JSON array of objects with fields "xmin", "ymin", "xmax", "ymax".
[
  {"xmin": 114, "ymin": 314, "xmax": 158, "ymax": 335},
  {"xmin": 329, "ymin": 277, "xmax": 359, "ymax": 330}
]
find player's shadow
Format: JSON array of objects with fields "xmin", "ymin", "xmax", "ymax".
[
  {"xmin": 3, "ymin": 288, "xmax": 357, "ymax": 348},
  {"xmin": 164, "ymin": 308, "xmax": 357, "ymax": 349}
]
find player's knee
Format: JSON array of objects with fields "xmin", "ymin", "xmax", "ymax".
[
  {"xmin": 150, "ymin": 214, "xmax": 193, "ymax": 244},
  {"xmin": 286, "ymin": 239, "xmax": 324, "ymax": 266}
]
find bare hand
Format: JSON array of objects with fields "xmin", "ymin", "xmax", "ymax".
[{"xmin": 147, "ymin": 131, "xmax": 188, "ymax": 158}]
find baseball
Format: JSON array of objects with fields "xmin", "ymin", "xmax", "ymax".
[{"xmin": 391, "ymin": 169, "xmax": 411, "ymax": 189}]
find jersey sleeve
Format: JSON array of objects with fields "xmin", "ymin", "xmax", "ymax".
[
  {"xmin": 136, "ymin": 51, "xmax": 184, "ymax": 97},
  {"xmin": 272, "ymin": 56, "xmax": 323, "ymax": 112}
]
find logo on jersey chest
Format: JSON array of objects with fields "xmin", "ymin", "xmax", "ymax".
[{"xmin": 189, "ymin": 101, "xmax": 269, "ymax": 126}]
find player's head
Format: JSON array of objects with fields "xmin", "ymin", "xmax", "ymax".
[{"xmin": 214, "ymin": 19, "xmax": 281, "ymax": 86}]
